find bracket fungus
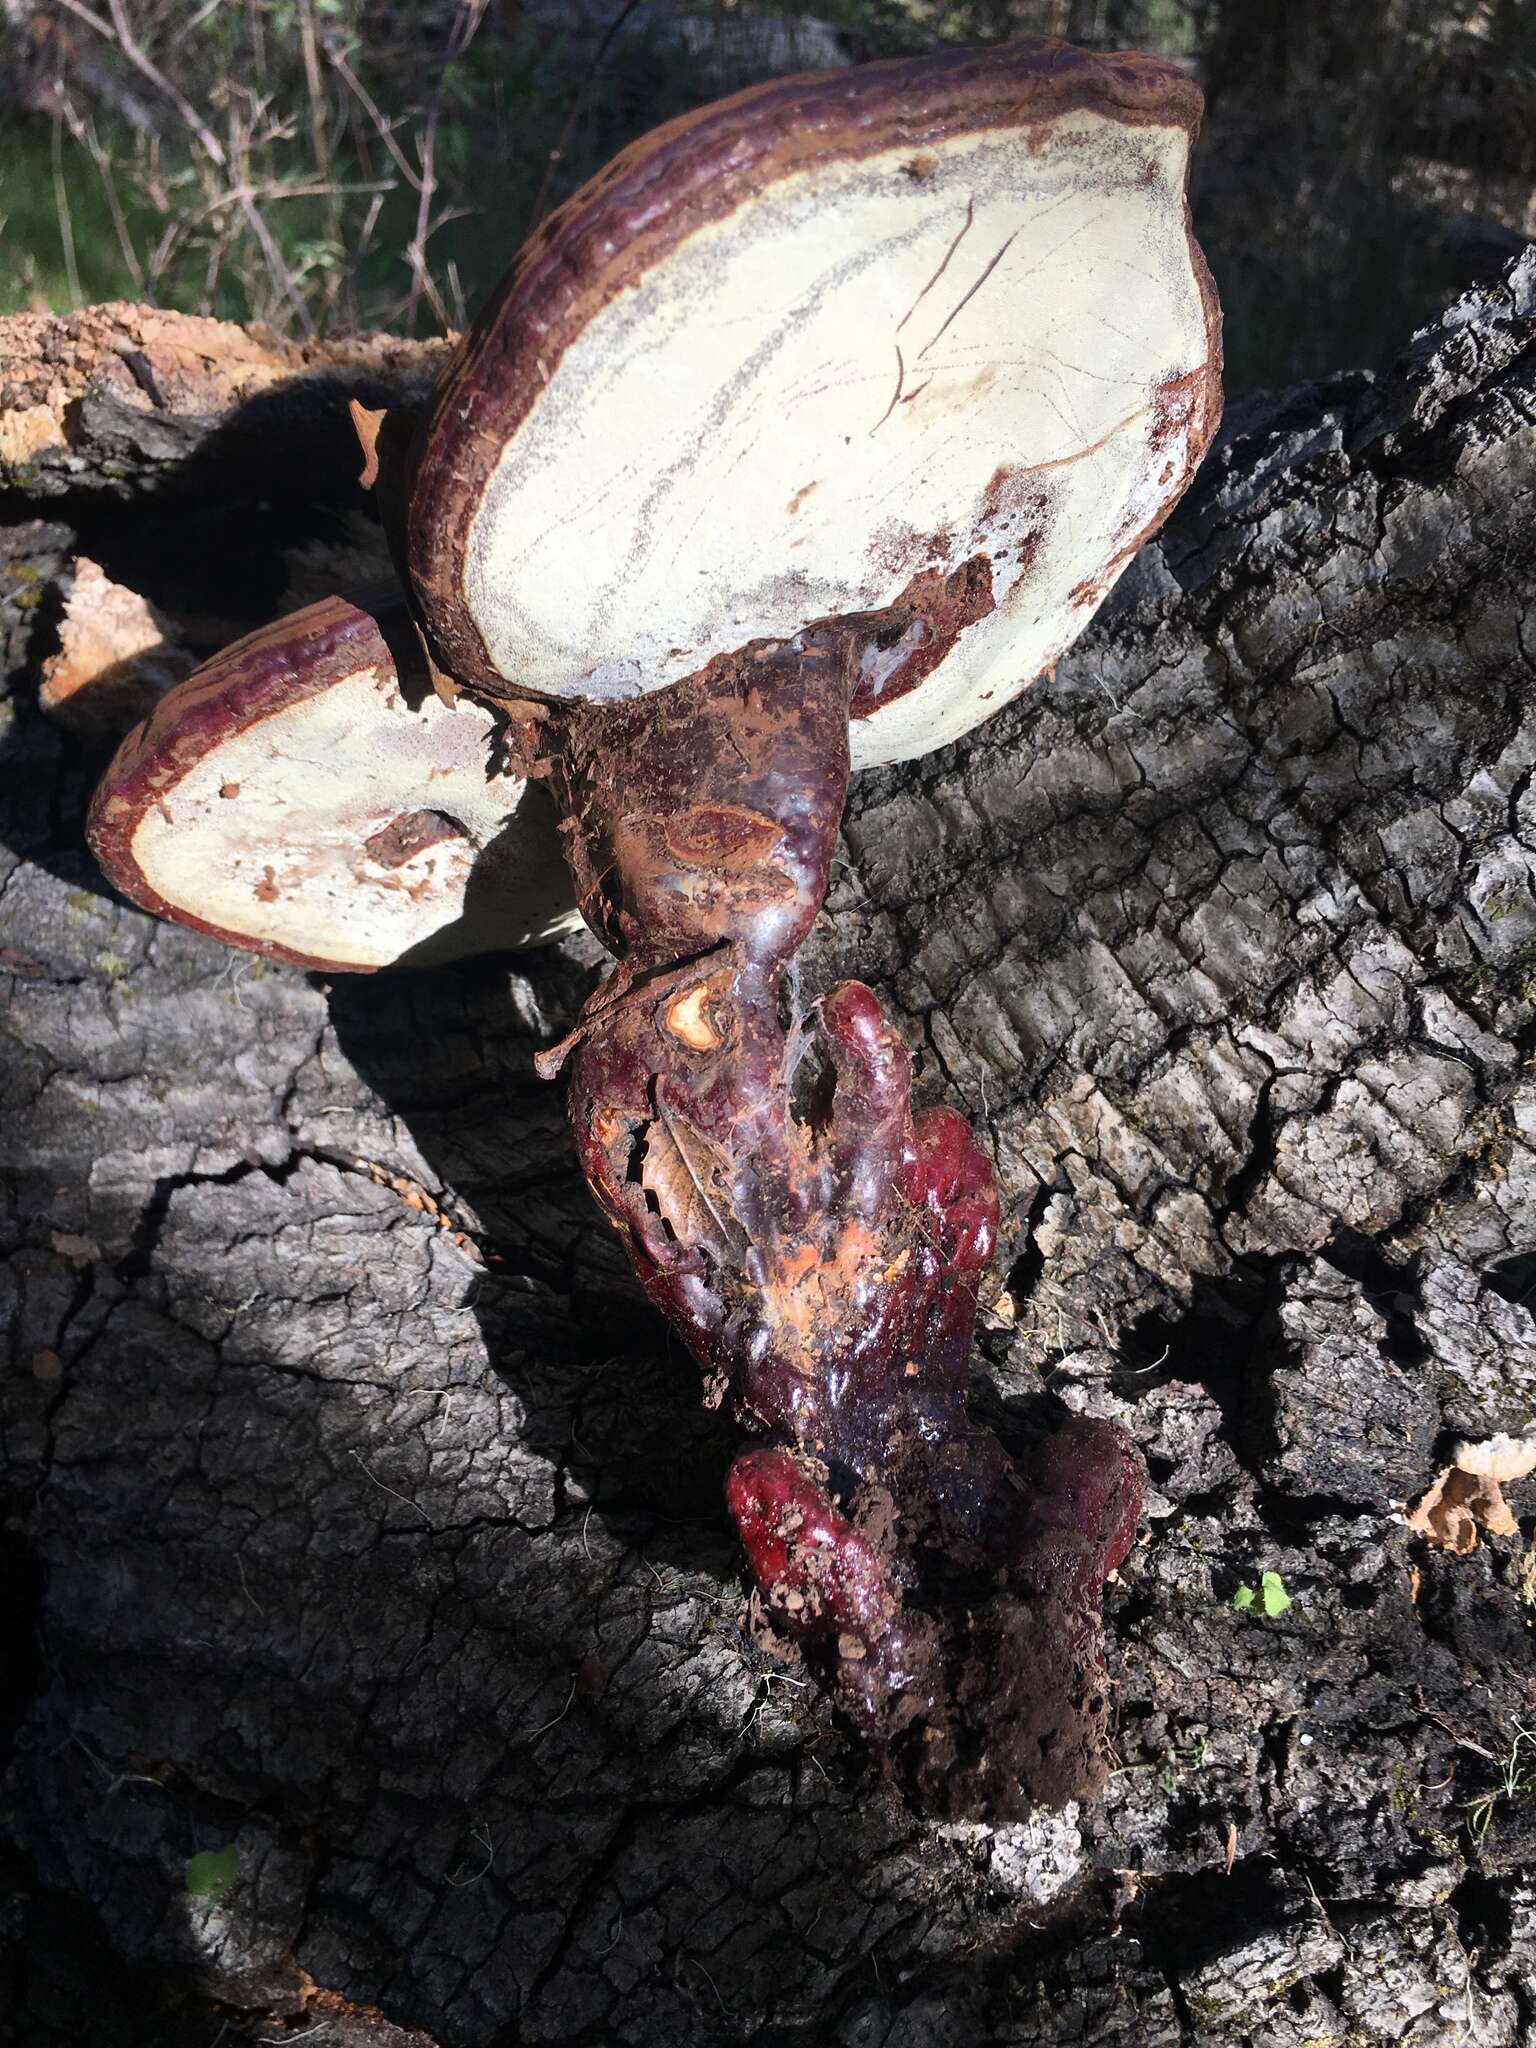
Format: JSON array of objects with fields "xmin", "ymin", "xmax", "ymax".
[
  {"xmin": 89, "ymin": 37, "xmax": 1221, "ymax": 1816},
  {"xmin": 88, "ymin": 591, "xmax": 578, "ymax": 970}
]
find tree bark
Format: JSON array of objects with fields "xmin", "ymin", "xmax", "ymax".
[{"xmin": 3, "ymin": 262, "xmax": 1535, "ymax": 2045}]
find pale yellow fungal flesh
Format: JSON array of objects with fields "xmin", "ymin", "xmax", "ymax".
[
  {"xmin": 130, "ymin": 666, "xmax": 579, "ymax": 968},
  {"xmin": 462, "ymin": 113, "xmax": 1212, "ymax": 767}
]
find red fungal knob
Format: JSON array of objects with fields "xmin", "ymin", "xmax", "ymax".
[{"xmin": 726, "ymin": 1449, "xmax": 929, "ymax": 1723}]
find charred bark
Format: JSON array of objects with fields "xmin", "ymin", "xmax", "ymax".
[{"xmin": 3, "ymin": 262, "xmax": 1536, "ymax": 2045}]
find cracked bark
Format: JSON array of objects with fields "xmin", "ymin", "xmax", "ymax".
[{"xmin": 3, "ymin": 260, "xmax": 1536, "ymax": 2046}]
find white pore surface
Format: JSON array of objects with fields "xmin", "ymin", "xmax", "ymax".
[
  {"xmin": 131, "ymin": 667, "xmax": 578, "ymax": 967},
  {"xmin": 462, "ymin": 111, "xmax": 1211, "ymax": 767}
]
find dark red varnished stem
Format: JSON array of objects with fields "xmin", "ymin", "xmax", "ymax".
[{"xmin": 540, "ymin": 633, "xmax": 1143, "ymax": 1815}]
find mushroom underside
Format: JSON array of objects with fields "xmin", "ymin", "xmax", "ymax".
[
  {"xmin": 88, "ymin": 595, "xmax": 579, "ymax": 972},
  {"xmin": 412, "ymin": 59, "xmax": 1217, "ymax": 767}
]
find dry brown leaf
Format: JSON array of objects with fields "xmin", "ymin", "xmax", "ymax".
[
  {"xmin": 1404, "ymin": 1434, "xmax": 1536, "ymax": 1552},
  {"xmin": 641, "ymin": 1092, "xmax": 741, "ymax": 1252},
  {"xmin": 1405, "ymin": 1469, "xmax": 1482, "ymax": 1553},
  {"xmin": 348, "ymin": 398, "xmax": 387, "ymax": 489}
]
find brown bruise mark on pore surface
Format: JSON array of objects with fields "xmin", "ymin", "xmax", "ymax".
[
  {"xmin": 1077, "ymin": 359, "xmax": 1225, "ymax": 612},
  {"xmin": 843, "ymin": 556, "xmax": 997, "ymax": 718},
  {"xmin": 531, "ymin": 602, "xmax": 1144, "ymax": 1818},
  {"xmin": 363, "ymin": 808, "xmax": 469, "ymax": 869},
  {"xmin": 896, "ymin": 195, "xmax": 975, "ymax": 336},
  {"xmin": 835, "ymin": 464, "xmax": 1055, "ymax": 719}
]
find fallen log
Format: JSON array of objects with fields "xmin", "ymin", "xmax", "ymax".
[{"xmin": 2, "ymin": 259, "xmax": 1534, "ymax": 2044}]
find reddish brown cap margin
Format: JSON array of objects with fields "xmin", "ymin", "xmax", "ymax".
[{"xmin": 407, "ymin": 35, "xmax": 1216, "ymax": 704}]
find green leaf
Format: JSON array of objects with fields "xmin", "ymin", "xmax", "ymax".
[
  {"xmin": 185, "ymin": 1844, "xmax": 240, "ymax": 1902},
  {"xmin": 1259, "ymin": 1570, "xmax": 1292, "ymax": 1617},
  {"xmin": 1231, "ymin": 1584, "xmax": 1255, "ymax": 1612}
]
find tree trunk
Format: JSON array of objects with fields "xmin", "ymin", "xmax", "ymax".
[{"xmin": 3, "ymin": 262, "xmax": 1535, "ymax": 2045}]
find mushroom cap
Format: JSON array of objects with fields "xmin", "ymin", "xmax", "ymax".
[
  {"xmin": 408, "ymin": 37, "xmax": 1220, "ymax": 769},
  {"xmin": 87, "ymin": 592, "xmax": 579, "ymax": 972}
]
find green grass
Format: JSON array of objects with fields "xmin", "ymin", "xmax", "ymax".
[
  {"xmin": 0, "ymin": 0, "xmax": 1526, "ymax": 391},
  {"xmin": 0, "ymin": 16, "xmax": 718, "ymax": 334},
  {"xmin": 0, "ymin": 122, "xmax": 147, "ymax": 315}
]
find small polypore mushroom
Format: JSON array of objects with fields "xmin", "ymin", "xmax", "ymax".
[{"xmin": 88, "ymin": 590, "xmax": 578, "ymax": 971}]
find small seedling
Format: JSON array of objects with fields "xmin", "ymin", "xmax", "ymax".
[
  {"xmin": 1159, "ymin": 1732, "xmax": 1214, "ymax": 1795},
  {"xmin": 1464, "ymin": 1721, "xmax": 1536, "ymax": 1848},
  {"xmin": 185, "ymin": 1843, "xmax": 240, "ymax": 1903},
  {"xmin": 1232, "ymin": 1570, "xmax": 1292, "ymax": 1617}
]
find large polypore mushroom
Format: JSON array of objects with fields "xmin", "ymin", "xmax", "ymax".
[
  {"xmin": 408, "ymin": 40, "xmax": 1219, "ymax": 764},
  {"xmin": 89, "ymin": 37, "xmax": 1221, "ymax": 1817}
]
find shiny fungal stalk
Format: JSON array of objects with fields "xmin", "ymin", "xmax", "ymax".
[{"xmin": 518, "ymin": 610, "xmax": 1148, "ymax": 1814}]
